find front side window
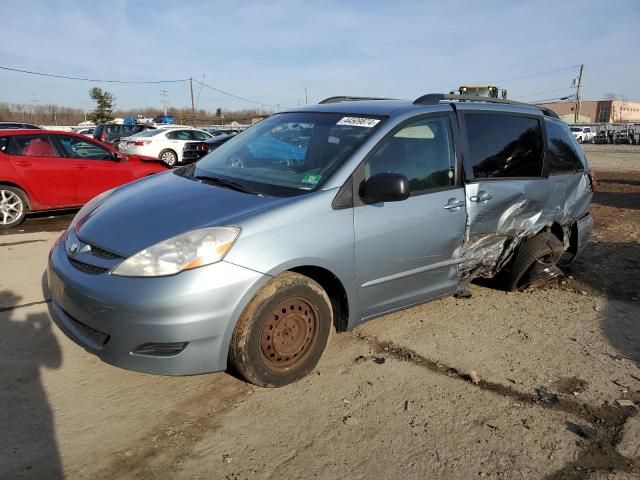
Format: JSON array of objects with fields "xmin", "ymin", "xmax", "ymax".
[
  {"xmin": 194, "ymin": 112, "xmax": 384, "ymax": 195},
  {"xmin": 56, "ymin": 135, "xmax": 113, "ymax": 160},
  {"xmin": 6, "ymin": 135, "xmax": 57, "ymax": 157},
  {"xmin": 364, "ymin": 116, "xmax": 455, "ymax": 193},
  {"xmin": 464, "ymin": 113, "xmax": 543, "ymax": 179},
  {"xmin": 544, "ymin": 119, "xmax": 585, "ymax": 174}
]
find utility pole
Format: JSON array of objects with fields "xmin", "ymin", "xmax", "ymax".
[
  {"xmin": 189, "ymin": 77, "xmax": 196, "ymax": 127},
  {"xmin": 305, "ymin": 87, "xmax": 308, "ymax": 105},
  {"xmin": 574, "ymin": 64, "xmax": 584, "ymax": 123},
  {"xmin": 160, "ymin": 90, "xmax": 169, "ymax": 116}
]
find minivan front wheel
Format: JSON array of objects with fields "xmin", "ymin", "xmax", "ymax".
[{"xmin": 229, "ymin": 272, "xmax": 333, "ymax": 387}]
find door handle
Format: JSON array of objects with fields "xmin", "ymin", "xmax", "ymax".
[
  {"xmin": 73, "ymin": 164, "xmax": 89, "ymax": 169},
  {"xmin": 469, "ymin": 191, "xmax": 492, "ymax": 203},
  {"xmin": 443, "ymin": 199, "xmax": 465, "ymax": 210},
  {"xmin": 14, "ymin": 161, "xmax": 32, "ymax": 166}
]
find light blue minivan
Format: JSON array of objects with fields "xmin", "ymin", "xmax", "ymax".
[{"xmin": 47, "ymin": 94, "xmax": 594, "ymax": 386}]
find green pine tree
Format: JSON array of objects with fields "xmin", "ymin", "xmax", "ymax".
[{"xmin": 88, "ymin": 87, "xmax": 115, "ymax": 123}]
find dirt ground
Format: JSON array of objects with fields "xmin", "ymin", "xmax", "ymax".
[{"xmin": 0, "ymin": 146, "xmax": 638, "ymax": 479}]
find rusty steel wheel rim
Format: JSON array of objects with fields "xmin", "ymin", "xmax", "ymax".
[{"xmin": 259, "ymin": 297, "xmax": 319, "ymax": 371}]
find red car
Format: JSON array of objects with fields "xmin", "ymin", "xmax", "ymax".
[{"xmin": 0, "ymin": 129, "xmax": 168, "ymax": 229}]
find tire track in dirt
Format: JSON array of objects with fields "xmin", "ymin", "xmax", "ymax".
[
  {"xmin": 91, "ymin": 378, "xmax": 252, "ymax": 480},
  {"xmin": 355, "ymin": 333, "xmax": 640, "ymax": 479}
]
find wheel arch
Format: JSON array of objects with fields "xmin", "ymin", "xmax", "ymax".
[
  {"xmin": 546, "ymin": 221, "xmax": 565, "ymax": 245},
  {"xmin": 288, "ymin": 265, "xmax": 350, "ymax": 333},
  {"xmin": 0, "ymin": 181, "xmax": 32, "ymax": 210},
  {"xmin": 219, "ymin": 261, "xmax": 353, "ymax": 371}
]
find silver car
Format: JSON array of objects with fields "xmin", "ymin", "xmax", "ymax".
[{"xmin": 47, "ymin": 94, "xmax": 594, "ymax": 386}]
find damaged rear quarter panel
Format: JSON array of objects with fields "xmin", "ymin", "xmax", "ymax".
[{"xmin": 460, "ymin": 172, "xmax": 593, "ymax": 279}]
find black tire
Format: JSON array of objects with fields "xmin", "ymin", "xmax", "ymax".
[
  {"xmin": 507, "ymin": 232, "xmax": 563, "ymax": 292},
  {"xmin": 0, "ymin": 185, "xmax": 28, "ymax": 229},
  {"xmin": 229, "ymin": 272, "xmax": 333, "ymax": 387},
  {"xmin": 159, "ymin": 149, "xmax": 178, "ymax": 167}
]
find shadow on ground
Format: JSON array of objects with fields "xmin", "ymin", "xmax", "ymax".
[
  {"xmin": 570, "ymin": 240, "xmax": 640, "ymax": 365},
  {"xmin": 0, "ymin": 289, "xmax": 62, "ymax": 479}
]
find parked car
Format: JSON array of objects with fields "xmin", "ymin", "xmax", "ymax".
[
  {"xmin": 570, "ymin": 126, "xmax": 595, "ymax": 143},
  {"xmin": 93, "ymin": 123, "xmax": 157, "ymax": 148},
  {"xmin": 0, "ymin": 122, "xmax": 42, "ymax": 130},
  {"xmin": 205, "ymin": 132, "xmax": 235, "ymax": 153},
  {"xmin": 47, "ymin": 94, "xmax": 594, "ymax": 387},
  {"xmin": 0, "ymin": 130, "xmax": 167, "ymax": 229},
  {"xmin": 182, "ymin": 141, "xmax": 210, "ymax": 163},
  {"xmin": 208, "ymin": 128, "xmax": 241, "ymax": 136},
  {"xmin": 614, "ymin": 129, "xmax": 631, "ymax": 144},
  {"xmin": 593, "ymin": 129, "xmax": 611, "ymax": 144},
  {"xmin": 119, "ymin": 128, "xmax": 213, "ymax": 166}
]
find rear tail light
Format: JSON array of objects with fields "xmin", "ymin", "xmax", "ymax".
[
  {"xmin": 133, "ymin": 140, "xmax": 150, "ymax": 146},
  {"xmin": 587, "ymin": 170, "xmax": 597, "ymax": 192}
]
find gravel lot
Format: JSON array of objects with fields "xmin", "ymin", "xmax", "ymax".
[{"xmin": 0, "ymin": 146, "xmax": 638, "ymax": 479}]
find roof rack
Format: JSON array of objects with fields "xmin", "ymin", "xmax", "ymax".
[
  {"xmin": 318, "ymin": 96, "xmax": 392, "ymax": 104},
  {"xmin": 413, "ymin": 93, "xmax": 560, "ymax": 119}
]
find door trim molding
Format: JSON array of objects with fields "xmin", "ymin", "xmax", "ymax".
[{"xmin": 361, "ymin": 257, "xmax": 464, "ymax": 288}]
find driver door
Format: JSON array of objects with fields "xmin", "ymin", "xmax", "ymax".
[{"xmin": 352, "ymin": 115, "xmax": 466, "ymax": 319}]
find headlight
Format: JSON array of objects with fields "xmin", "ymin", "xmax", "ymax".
[{"xmin": 111, "ymin": 226, "xmax": 240, "ymax": 277}]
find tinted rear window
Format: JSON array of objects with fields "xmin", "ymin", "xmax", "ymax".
[
  {"xmin": 464, "ymin": 113, "xmax": 544, "ymax": 179},
  {"xmin": 544, "ymin": 119, "xmax": 585, "ymax": 173}
]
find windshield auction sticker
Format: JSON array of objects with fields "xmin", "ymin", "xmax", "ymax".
[
  {"xmin": 302, "ymin": 174, "xmax": 322, "ymax": 185},
  {"xmin": 336, "ymin": 117, "xmax": 381, "ymax": 128}
]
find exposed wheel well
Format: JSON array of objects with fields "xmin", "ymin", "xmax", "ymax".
[
  {"xmin": 289, "ymin": 266, "xmax": 349, "ymax": 332},
  {"xmin": 0, "ymin": 182, "xmax": 31, "ymax": 209},
  {"xmin": 548, "ymin": 222, "xmax": 565, "ymax": 244}
]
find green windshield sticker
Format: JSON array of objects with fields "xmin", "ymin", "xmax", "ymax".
[{"xmin": 302, "ymin": 174, "xmax": 322, "ymax": 185}]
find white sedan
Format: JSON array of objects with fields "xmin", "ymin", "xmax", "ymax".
[{"xmin": 119, "ymin": 128, "xmax": 213, "ymax": 166}]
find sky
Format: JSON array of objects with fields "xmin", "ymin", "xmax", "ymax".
[{"xmin": 0, "ymin": 0, "xmax": 638, "ymax": 112}]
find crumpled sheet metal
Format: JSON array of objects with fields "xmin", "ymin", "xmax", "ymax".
[{"xmin": 459, "ymin": 174, "xmax": 593, "ymax": 279}]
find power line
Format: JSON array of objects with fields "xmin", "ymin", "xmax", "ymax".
[
  {"xmin": 0, "ymin": 65, "xmax": 189, "ymax": 84},
  {"xmin": 529, "ymin": 95, "xmax": 575, "ymax": 104},
  {"xmin": 193, "ymin": 79, "xmax": 278, "ymax": 108},
  {"xmin": 1, "ymin": 64, "xmax": 281, "ymax": 109},
  {"xmin": 515, "ymin": 87, "xmax": 575, "ymax": 100},
  {"xmin": 482, "ymin": 65, "xmax": 581, "ymax": 85}
]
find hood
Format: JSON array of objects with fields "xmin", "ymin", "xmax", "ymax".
[{"xmin": 75, "ymin": 171, "xmax": 287, "ymax": 257}]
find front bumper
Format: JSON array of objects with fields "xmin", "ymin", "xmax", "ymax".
[{"xmin": 47, "ymin": 241, "xmax": 269, "ymax": 375}]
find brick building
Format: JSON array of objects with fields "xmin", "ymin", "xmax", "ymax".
[{"xmin": 537, "ymin": 100, "xmax": 640, "ymax": 123}]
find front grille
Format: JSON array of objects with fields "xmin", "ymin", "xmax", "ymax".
[
  {"xmin": 69, "ymin": 258, "xmax": 109, "ymax": 274},
  {"xmin": 68, "ymin": 313, "xmax": 110, "ymax": 346},
  {"xmin": 89, "ymin": 245, "xmax": 123, "ymax": 260}
]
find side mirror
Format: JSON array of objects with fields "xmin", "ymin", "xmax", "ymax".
[
  {"xmin": 112, "ymin": 151, "xmax": 124, "ymax": 161},
  {"xmin": 359, "ymin": 173, "xmax": 410, "ymax": 203}
]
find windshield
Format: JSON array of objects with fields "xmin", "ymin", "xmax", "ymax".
[{"xmin": 193, "ymin": 112, "xmax": 384, "ymax": 196}]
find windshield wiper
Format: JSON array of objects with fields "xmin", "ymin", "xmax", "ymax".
[{"xmin": 194, "ymin": 175, "xmax": 259, "ymax": 195}]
